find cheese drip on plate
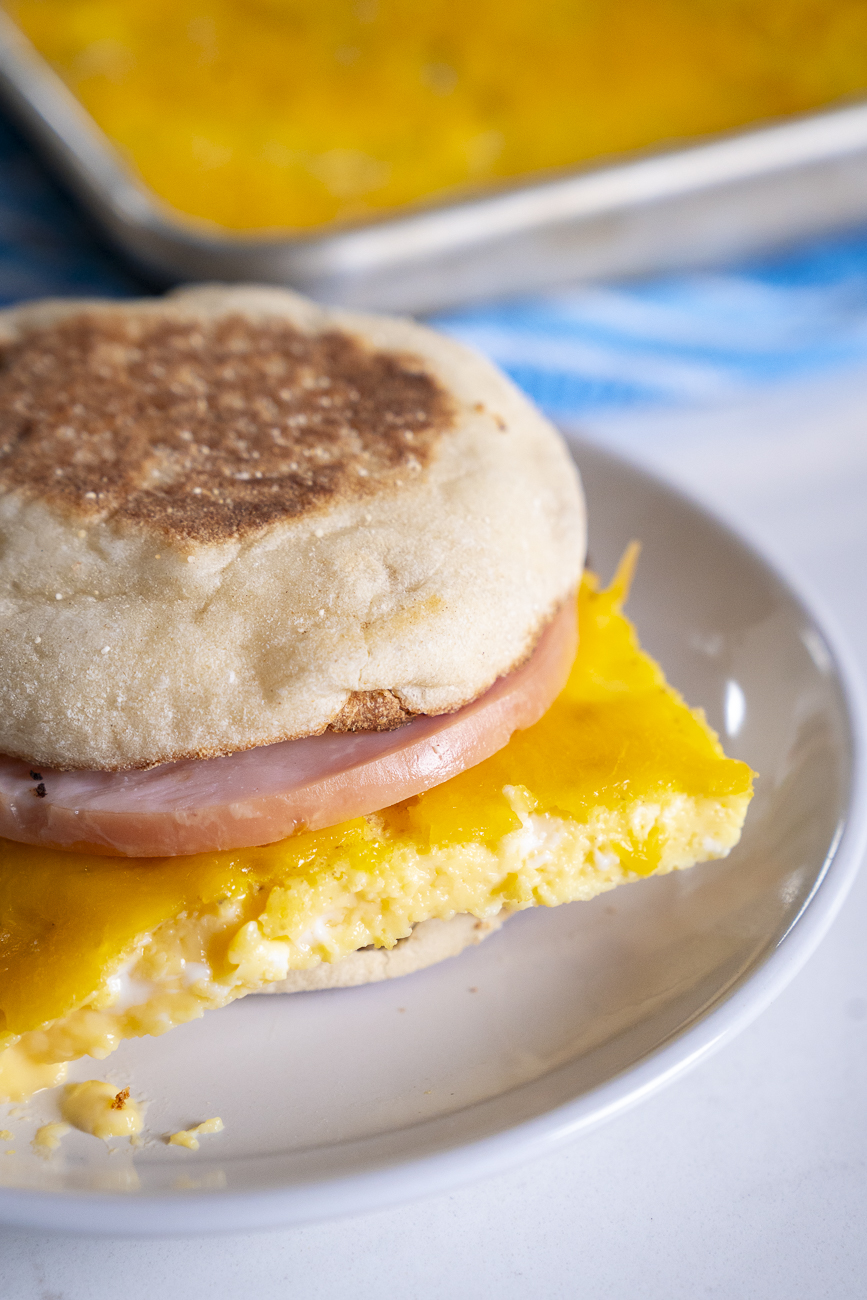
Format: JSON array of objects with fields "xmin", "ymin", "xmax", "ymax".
[{"xmin": 0, "ymin": 557, "xmax": 754, "ymax": 1099}]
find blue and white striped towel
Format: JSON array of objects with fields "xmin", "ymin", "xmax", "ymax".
[{"xmin": 431, "ymin": 233, "xmax": 867, "ymax": 418}]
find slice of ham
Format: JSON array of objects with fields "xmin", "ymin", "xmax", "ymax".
[{"xmin": 0, "ymin": 599, "xmax": 577, "ymax": 858}]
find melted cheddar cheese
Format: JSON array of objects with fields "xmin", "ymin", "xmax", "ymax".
[{"xmin": 0, "ymin": 559, "xmax": 753, "ymax": 1096}]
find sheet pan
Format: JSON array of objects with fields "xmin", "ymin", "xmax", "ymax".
[{"xmin": 2, "ymin": 10, "xmax": 867, "ymax": 313}]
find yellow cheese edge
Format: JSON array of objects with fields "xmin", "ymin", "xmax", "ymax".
[{"xmin": 0, "ymin": 787, "xmax": 749, "ymax": 1099}]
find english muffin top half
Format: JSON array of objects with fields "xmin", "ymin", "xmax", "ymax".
[{"xmin": 0, "ymin": 285, "xmax": 586, "ymax": 772}]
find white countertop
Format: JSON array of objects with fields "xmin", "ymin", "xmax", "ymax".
[{"xmin": 4, "ymin": 362, "xmax": 866, "ymax": 1298}]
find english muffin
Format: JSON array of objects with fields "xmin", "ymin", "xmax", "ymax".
[
  {"xmin": 0, "ymin": 288, "xmax": 753, "ymax": 1111},
  {"xmin": 0, "ymin": 284, "xmax": 585, "ymax": 772}
]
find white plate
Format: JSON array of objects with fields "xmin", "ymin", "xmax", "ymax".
[{"xmin": 1, "ymin": 439, "xmax": 864, "ymax": 1235}]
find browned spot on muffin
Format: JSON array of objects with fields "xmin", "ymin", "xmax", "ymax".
[
  {"xmin": 329, "ymin": 688, "xmax": 417, "ymax": 733},
  {"xmin": 0, "ymin": 312, "xmax": 454, "ymax": 541}
]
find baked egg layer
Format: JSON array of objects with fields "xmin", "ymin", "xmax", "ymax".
[{"xmin": 0, "ymin": 553, "xmax": 753, "ymax": 1099}]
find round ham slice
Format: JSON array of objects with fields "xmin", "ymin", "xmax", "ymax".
[{"xmin": 0, "ymin": 599, "xmax": 577, "ymax": 858}]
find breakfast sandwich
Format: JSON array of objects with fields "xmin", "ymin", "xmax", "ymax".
[{"xmin": 0, "ymin": 285, "xmax": 753, "ymax": 1104}]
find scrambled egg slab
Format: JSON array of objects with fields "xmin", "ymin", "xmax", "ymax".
[
  {"xmin": 11, "ymin": 0, "xmax": 867, "ymax": 229},
  {"xmin": 0, "ymin": 557, "xmax": 753, "ymax": 1099}
]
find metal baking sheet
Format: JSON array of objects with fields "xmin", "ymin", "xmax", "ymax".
[{"xmin": 2, "ymin": 9, "xmax": 867, "ymax": 314}]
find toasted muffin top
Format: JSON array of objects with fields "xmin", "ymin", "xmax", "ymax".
[
  {"xmin": 0, "ymin": 310, "xmax": 454, "ymax": 542},
  {"xmin": 0, "ymin": 285, "xmax": 586, "ymax": 771}
]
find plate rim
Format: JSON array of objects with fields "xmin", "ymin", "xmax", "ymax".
[{"xmin": 2, "ymin": 440, "xmax": 865, "ymax": 1235}]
